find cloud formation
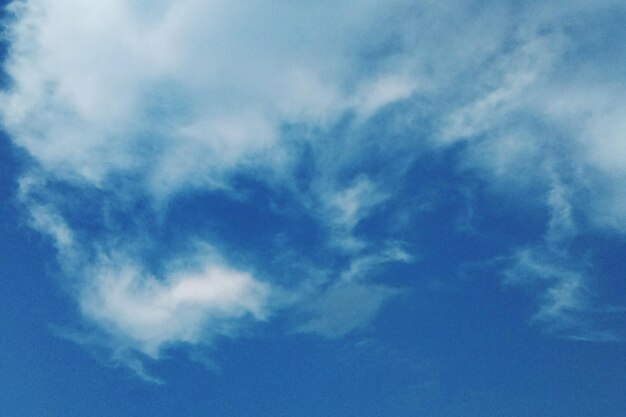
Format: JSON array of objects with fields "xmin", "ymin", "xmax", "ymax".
[
  {"xmin": 1, "ymin": 0, "xmax": 420, "ymax": 370},
  {"xmin": 1, "ymin": 0, "xmax": 414, "ymax": 192},
  {"xmin": 79, "ymin": 254, "xmax": 270, "ymax": 357},
  {"xmin": 2, "ymin": 0, "xmax": 626, "ymax": 377}
]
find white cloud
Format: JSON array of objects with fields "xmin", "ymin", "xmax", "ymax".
[
  {"xmin": 0, "ymin": 0, "xmax": 415, "ymax": 193},
  {"xmin": 79, "ymin": 254, "xmax": 270, "ymax": 358},
  {"xmin": 534, "ymin": 83, "xmax": 626, "ymax": 232},
  {"xmin": 353, "ymin": 75, "xmax": 418, "ymax": 119},
  {"xmin": 502, "ymin": 248, "xmax": 620, "ymax": 341},
  {"xmin": 0, "ymin": 0, "xmax": 420, "ymax": 370},
  {"xmin": 438, "ymin": 36, "xmax": 558, "ymax": 142},
  {"xmin": 544, "ymin": 174, "xmax": 576, "ymax": 250},
  {"xmin": 321, "ymin": 175, "xmax": 390, "ymax": 251},
  {"xmin": 341, "ymin": 245, "xmax": 413, "ymax": 282},
  {"xmin": 3, "ymin": 0, "xmax": 626, "ymax": 377}
]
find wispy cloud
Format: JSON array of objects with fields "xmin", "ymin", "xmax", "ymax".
[
  {"xmin": 2, "ymin": 0, "xmax": 626, "ymax": 379},
  {"xmin": 1, "ymin": 0, "xmax": 421, "ymax": 374},
  {"xmin": 501, "ymin": 176, "xmax": 624, "ymax": 342},
  {"xmin": 504, "ymin": 248, "xmax": 623, "ymax": 342}
]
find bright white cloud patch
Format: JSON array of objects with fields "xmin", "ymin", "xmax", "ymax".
[
  {"xmin": 0, "ymin": 0, "xmax": 412, "ymax": 193},
  {"xmin": 2, "ymin": 0, "xmax": 626, "ymax": 378},
  {"xmin": 81, "ymin": 257, "xmax": 269, "ymax": 357}
]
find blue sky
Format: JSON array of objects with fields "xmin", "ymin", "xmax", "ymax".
[{"xmin": 1, "ymin": 0, "xmax": 626, "ymax": 416}]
